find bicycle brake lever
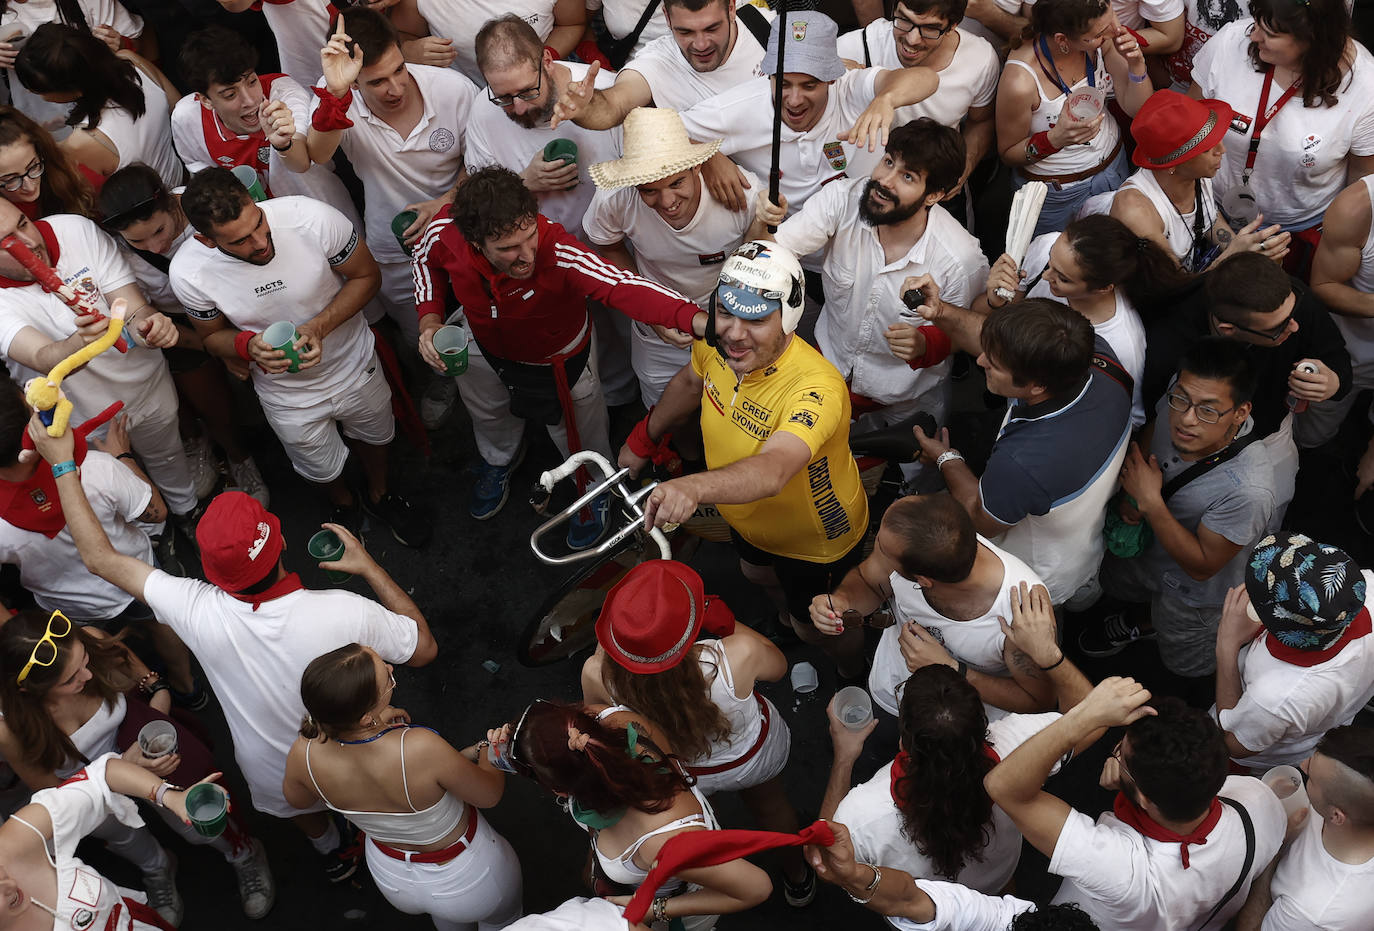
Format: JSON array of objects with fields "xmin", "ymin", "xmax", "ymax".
[{"xmin": 528, "ymin": 483, "xmax": 553, "ymax": 516}]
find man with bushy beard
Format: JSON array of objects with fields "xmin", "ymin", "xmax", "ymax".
[{"xmin": 756, "ymin": 118, "xmax": 988, "ymax": 481}]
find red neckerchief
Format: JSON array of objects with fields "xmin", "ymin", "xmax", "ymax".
[
  {"xmin": 196, "ymin": 74, "xmax": 286, "ymax": 195},
  {"xmin": 226, "ymin": 571, "xmax": 305, "ymax": 611},
  {"xmin": 1264, "ymin": 607, "xmax": 1373, "ymax": 667},
  {"xmin": 1113, "ymin": 792, "xmax": 1223, "ymax": 868},
  {"xmin": 14, "ymin": 199, "xmax": 39, "ymax": 222},
  {"xmin": 0, "ymin": 403, "xmax": 123, "ymax": 537},
  {"xmin": 890, "ymin": 743, "xmax": 1000, "ymax": 802},
  {"xmin": 0, "ymin": 220, "xmax": 60, "ymax": 289}
]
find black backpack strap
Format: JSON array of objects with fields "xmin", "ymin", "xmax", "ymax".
[
  {"xmin": 604, "ymin": 0, "xmax": 663, "ymax": 69},
  {"xmin": 1091, "ymin": 351, "xmax": 1134, "ymax": 399},
  {"xmin": 1194, "ymin": 797, "xmax": 1256, "ymax": 931},
  {"xmin": 861, "ymin": 24, "xmax": 871, "ymax": 66},
  {"xmin": 1159, "ymin": 433, "xmax": 1258, "ymax": 502},
  {"xmin": 737, "ymin": 3, "xmax": 772, "ymax": 48}
]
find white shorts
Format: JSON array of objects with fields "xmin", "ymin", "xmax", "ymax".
[
  {"xmin": 258, "ymin": 353, "xmax": 395, "ymax": 483},
  {"xmin": 364, "ymin": 814, "xmax": 523, "ymax": 931},
  {"xmin": 691, "ymin": 697, "xmax": 791, "ymax": 797}
]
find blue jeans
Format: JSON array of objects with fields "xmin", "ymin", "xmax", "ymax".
[{"xmin": 1015, "ymin": 145, "xmax": 1131, "ymax": 237}]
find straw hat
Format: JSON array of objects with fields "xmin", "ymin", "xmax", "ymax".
[{"xmin": 588, "ymin": 108, "xmax": 722, "ymax": 191}]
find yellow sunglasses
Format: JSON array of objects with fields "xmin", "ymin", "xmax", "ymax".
[{"xmin": 16, "ymin": 610, "xmax": 73, "ymax": 685}]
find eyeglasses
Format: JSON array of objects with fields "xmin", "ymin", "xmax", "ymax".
[
  {"xmin": 0, "ymin": 158, "xmax": 43, "ymax": 193},
  {"xmin": 1111, "ymin": 738, "xmax": 1135, "ymax": 785},
  {"xmin": 1166, "ymin": 390, "xmax": 1237, "ymax": 424},
  {"xmin": 488, "ymin": 66, "xmax": 543, "ymax": 108},
  {"xmin": 892, "ymin": 13, "xmax": 954, "ymax": 39},
  {"xmin": 1215, "ymin": 309, "xmax": 1294, "ymax": 342},
  {"xmin": 17, "ymin": 609, "xmax": 73, "ymax": 685},
  {"xmin": 381, "ymin": 670, "xmax": 396, "ymax": 701}
]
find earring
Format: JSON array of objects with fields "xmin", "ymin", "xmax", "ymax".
[
  {"xmin": 367, "ymin": 716, "xmax": 380, "ymax": 728},
  {"xmin": 1058, "ymin": 42, "xmax": 1069, "ymax": 54}
]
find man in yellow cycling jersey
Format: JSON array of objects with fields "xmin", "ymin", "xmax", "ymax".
[{"xmin": 619, "ymin": 240, "xmax": 869, "ymax": 678}]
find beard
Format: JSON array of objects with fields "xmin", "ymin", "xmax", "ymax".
[
  {"xmin": 858, "ymin": 179, "xmax": 923, "ymax": 226},
  {"xmin": 507, "ymin": 75, "xmax": 558, "ymax": 129}
]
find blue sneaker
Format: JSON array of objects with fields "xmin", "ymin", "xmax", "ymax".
[
  {"xmin": 566, "ymin": 493, "xmax": 610, "ymax": 551},
  {"xmin": 470, "ymin": 459, "xmax": 515, "ymax": 520}
]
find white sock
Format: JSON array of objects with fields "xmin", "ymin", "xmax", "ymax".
[{"xmin": 308, "ymin": 820, "xmax": 340, "ymax": 854}]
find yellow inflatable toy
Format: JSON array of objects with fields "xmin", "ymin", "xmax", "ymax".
[{"xmin": 26, "ymin": 298, "xmax": 128, "ymax": 437}]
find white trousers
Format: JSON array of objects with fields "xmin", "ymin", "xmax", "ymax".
[
  {"xmin": 691, "ymin": 697, "xmax": 792, "ymax": 797},
  {"xmin": 125, "ymin": 364, "xmax": 198, "ymax": 515}
]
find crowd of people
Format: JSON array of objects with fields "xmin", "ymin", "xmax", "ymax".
[{"xmin": 0, "ymin": 0, "xmax": 1370, "ymax": 927}]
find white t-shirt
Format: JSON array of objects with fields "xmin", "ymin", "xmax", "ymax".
[
  {"xmin": 833, "ymin": 712, "xmax": 1062, "ymax": 894},
  {"xmin": 680, "ymin": 68, "xmax": 885, "ymax": 222},
  {"xmin": 0, "ymin": 452, "xmax": 150, "ymax": 619},
  {"xmin": 0, "ymin": 215, "xmax": 175, "ymax": 423},
  {"xmin": 774, "ymin": 177, "xmax": 989, "ymax": 405},
  {"xmin": 417, "ymin": 0, "xmax": 557, "ymax": 85},
  {"xmin": 141, "ymin": 570, "xmax": 420, "ymax": 817},
  {"xmin": 835, "ymin": 22, "xmax": 999, "ymax": 129},
  {"xmin": 1193, "ymin": 20, "xmax": 1374, "ymax": 230},
  {"xmin": 168, "ymin": 196, "xmax": 376, "ymax": 404},
  {"xmin": 1022, "ymin": 231, "xmax": 1148, "ymax": 427},
  {"xmin": 260, "ymin": 0, "xmax": 331, "ymax": 87},
  {"xmin": 1217, "ymin": 577, "xmax": 1374, "ymax": 768},
  {"xmin": 592, "ymin": 0, "xmax": 671, "ymax": 56},
  {"xmin": 869, "ymin": 537, "xmax": 1044, "ymax": 718},
  {"xmin": 1264, "ymin": 803, "xmax": 1374, "ymax": 931},
  {"xmin": 622, "ymin": 15, "xmax": 769, "ymax": 112},
  {"xmin": 89, "ymin": 66, "xmax": 183, "ymax": 191},
  {"xmin": 890, "ymin": 880, "xmax": 1036, "ymax": 931},
  {"xmin": 1112, "ymin": 0, "xmax": 1185, "ymax": 31},
  {"xmin": 1051, "ymin": 775, "xmax": 1286, "ymax": 930},
  {"xmin": 317, "ymin": 64, "xmax": 475, "ymax": 265},
  {"xmin": 464, "ymin": 62, "xmax": 621, "ymax": 241}
]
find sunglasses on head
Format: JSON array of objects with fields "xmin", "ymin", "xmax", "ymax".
[{"xmin": 17, "ymin": 609, "xmax": 73, "ymax": 685}]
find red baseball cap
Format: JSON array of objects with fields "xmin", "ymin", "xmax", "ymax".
[
  {"xmin": 1130, "ymin": 89, "xmax": 1235, "ymax": 170},
  {"xmin": 196, "ymin": 491, "xmax": 284, "ymax": 592},
  {"xmin": 596, "ymin": 560, "xmax": 707, "ymax": 673}
]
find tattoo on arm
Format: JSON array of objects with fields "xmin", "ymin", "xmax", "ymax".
[{"xmin": 1010, "ymin": 648, "xmax": 1045, "ymax": 679}]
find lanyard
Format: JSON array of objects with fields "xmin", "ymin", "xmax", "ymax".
[
  {"xmin": 1242, "ymin": 67, "xmax": 1302, "ymax": 182},
  {"xmin": 1036, "ymin": 36, "xmax": 1095, "ymax": 96}
]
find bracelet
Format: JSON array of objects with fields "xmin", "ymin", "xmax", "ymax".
[
  {"xmin": 956, "ymin": 660, "xmax": 968, "ymax": 678},
  {"xmin": 50, "ymin": 460, "xmax": 77, "ymax": 479},
  {"xmin": 146, "ymin": 681, "xmax": 171, "ymax": 697},
  {"xmin": 934, "ymin": 450, "xmax": 964, "ymax": 471},
  {"xmin": 116, "ymin": 452, "xmax": 137, "ymax": 463},
  {"xmin": 234, "ymin": 330, "xmax": 258, "ymax": 362},
  {"xmin": 1039, "ymin": 653, "xmax": 1066, "ymax": 672},
  {"xmin": 271, "ymin": 138, "xmax": 293, "ymax": 152},
  {"xmin": 137, "ymin": 670, "xmax": 161, "ymax": 692},
  {"xmin": 651, "ymin": 896, "xmax": 668, "ymax": 923},
  {"xmin": 1128, "ymin": 70, "xmax": 1148, "ymax": 83},
  {"xmin": 847, "ymin": 863, "xmax": 882, "ymax": 904}
]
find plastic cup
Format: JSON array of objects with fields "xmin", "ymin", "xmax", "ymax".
[
  {"xmin": 230, "ymin": 165, "xmax": 267, "ymax": 203},
  {"xmin": 790, "ymin": 661, "xmax": 818, "ymax": 694},
  {"xmin": 833, "ymin": 686, "xmax": 873, "ymax": 730},
  {"xmin": 392, "ymin": 209, "xmax": 419, "ymax": 256},
  {"xmin": 433, "ymin": 325, "xmax": 469, "ymax": 376},
  {"xmin": 1263, "ymin": 765, "xmax": 1309, "ymax": 817},
  {"xmin": 307, "ymin": 529, "xmax": 350, "ymax": 584},
  {"xmin": 543, "ymin": 137, "xmax": 578, "ymax": 166},
  {"xmin": 1065, "ymin": 87, "xmax": 1105, "ymax": 123},
  {"xmin": 186, "ymin": 783, "xmax": 229, "ymax": 838},
  {"xmin": 137, "ymin": 720, "xmax": 178, "ymax": 759},
  {"xmin": 261, "ymin": 321, "xmax": 302, "ymax": 373}
]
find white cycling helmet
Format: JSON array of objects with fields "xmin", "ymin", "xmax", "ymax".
[{"xmin": 712, "ymin": 240, "xmax": 806, "ymax": 336}]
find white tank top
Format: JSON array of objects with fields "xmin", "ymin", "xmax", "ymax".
[
  {"xmin": 688, "ymin": 640, "xmax": 764, "ymax": 769},
  {"xmin": 92, "ymin": 66, "xmax": 184, "ymax": 190},
  {"xmin": 57, "ymin": 693, "xmax": 125, "ymax": 780},
  {"xmin": 1119, "ymin": 170, "xmax": 1218, "ymax": 271},
  {"xmin": 1331, "ymin": 174, "xmax": 1374, "ymax": 362},
  {"xmin": 1007, "ymin": 51, "xmax": 1120, "ymax": 175}
]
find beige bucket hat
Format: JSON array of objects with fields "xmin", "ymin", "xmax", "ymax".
[{"xmin": 588, "ymin": 107, "xmax": 722, "ymax": 191}]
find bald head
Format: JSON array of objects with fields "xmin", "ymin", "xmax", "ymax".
[
  {"xmin": 1312, "ymin": 726, "xmax": 1374, "ymax": 827},
  {"xmin": 475, "ymin": 14, "xmax": 544, "ymax": 76}
]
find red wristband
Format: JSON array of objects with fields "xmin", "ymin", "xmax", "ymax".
[
  {"xmin": 627, "ymin": 408, "xmax": 675, "ymax": 465},
  {"xmin": 311, "ymin": 86, "xmax": 355, "ymax": 131},
  {"xmin": 1028, "ymin": 130, "xmax": 1061, "ymax": 160},
  {"xmin": 907, "ymin": 325, "xmax": 953, "ymax": 370},
  {"xmin": 234, "ymin": 330, "xmax": 258, "ymax": 362}
]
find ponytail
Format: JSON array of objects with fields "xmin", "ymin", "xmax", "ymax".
[{"xmin": 1064, "ymin": 214, "xmax": 1194, "ymax": 315}]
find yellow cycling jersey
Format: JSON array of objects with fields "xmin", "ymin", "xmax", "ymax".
[{"xmin": 691, "ymin": 336, "xmax": 868, "ymax": 562}]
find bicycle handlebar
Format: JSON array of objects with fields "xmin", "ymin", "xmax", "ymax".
[{"xmin": 529, "ymin": 451, "xmax": 672, "ymax": 566}]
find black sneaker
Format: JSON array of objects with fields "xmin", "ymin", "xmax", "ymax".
[
  {"xmin": 321, "ymin": 830, "xmax": 363, "ymax": 884},
  {"xmin": 329, "ymin": 501, "xmax": 363, "ymax": 538},
  {"xmin": 365, "ymin": 492, "xmax": 432, "ymax": 548},
  {"xmin": 1077, "ymin": 612, "xmax": 1156, "ymax": 658},
  {"xmin": 783, "ymin": 864, "xmax": 817, "ymax": 907}
]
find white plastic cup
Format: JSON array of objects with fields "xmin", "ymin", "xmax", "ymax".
[
  {"xmin": 790, "ymin": 661, "xmax": 818, "ymax": 694},
  {"xmin": 137, "ymin": 720, "xmax": 178, "ymax": 759},
  {"xmin": 833, "ymin": 686, "xmax": 873, "ymax": 730},
  {"xmin": 1065, "ymin": 86, "xmax": 1105, "ymax": 122},
  {"xmin": 1263, "ymin": 765, "xmax": 1309, "ymax": 817}
]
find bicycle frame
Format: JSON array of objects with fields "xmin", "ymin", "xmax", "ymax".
[{"xmin": 529, "ymin": 451, "xmax": 672, "ymax": 566}]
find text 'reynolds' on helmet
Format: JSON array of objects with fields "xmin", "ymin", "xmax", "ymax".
[{"xmin": 714, "ymin": 240, "xmax": 806, "ymax": 335}]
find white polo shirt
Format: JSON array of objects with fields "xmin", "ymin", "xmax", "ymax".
[
  {"xmin": 141, "ymin": 569, "xmax": 419, "ymax": 817},
  {"xmin": 465, "ymin": 61, "xmax": 621, "ymax": 240},
  {"xmin": 679, "ymin": 68, "xmax": 885, "ymax": 223},
  {"xmin": 316, "ymin": 64, "xmax": 475, "ymax": 265},
  {"xmin": 869, "ymin": 537, "xmax": 1043, "ymax": 720},
  {"xmin": 1112, "ymin": 0, "xmax": 1185, "ymax": 30},
  {"xmin": 834, "ymin": 22, "xmax": 999, "ymax": 129},
  {"xmin": 1216, "ymin": 577, "xmax": 1374, "ymax": 768},
  {"xmin": 417, "ymin": 0, "xmax": 556, "ymax": 85},
  {"xmin": 0, "ymin": 451, "xmax": 150, "ymax": 620},
  {"xmin": 1050, "ymin": 775, "xmax": 1286, "ymax": 930},
  {"xmin": 168, "ymin": 196, "xmax": 375, "ymax": 405},
  {"xmin": 1264, "ymin": 802, "xmax": 1374, "ymax": 931},
  {"xmin": 833, "ymin": 711, "xmax": 1062, "ymax": 894},
  {"xmin": 622, "ymin": 13, "xmax": 770, "ymax": 112},
  {"xmin": 774, "ymin": 178, "xmax": 988, "ymax": 405},
  {"xmin": 0, "ymin": 215, "xmax": 175, "ymax": 424},
  {"xmin": 259, "ymin": 0, "xmax": 330, "ymax": 87}
]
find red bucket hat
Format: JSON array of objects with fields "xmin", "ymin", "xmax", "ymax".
[
  {"xmin": 1130, "ymin": 89, "xmax": 1234, "ymax": 170},
  {"xmin": 596, "ymin": 560, "xmax": 734, "ymax": 673},
  {"xmin": 196, "ymin": 491, "xmax": 284, "ymax": 592}
]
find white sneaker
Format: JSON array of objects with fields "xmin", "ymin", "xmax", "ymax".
[
  {"xmin": 182, "ymin": 434, "xmax": 219, "ymax": 499},
  {"xmin": 143, "ymin": 852, "xmax": 184, "ymax": 928},
  {"xmin": 230, "ymin": 838, "xmax": 276, "ymax": 919},
  {"xmin": 421, "ymin": 377, "xmax": 458, "ymax": 429},
  {"xmin": 228, "ymin": 457, "xmax": 270, "ymax": 508}
]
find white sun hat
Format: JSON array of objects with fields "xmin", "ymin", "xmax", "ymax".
[{"xmin": 588, "ymin": 107, "xmax": 722, "ymax": 191}]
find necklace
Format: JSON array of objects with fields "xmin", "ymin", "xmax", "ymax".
[{"xmin": 336, "ymin": 723, "xmax": 406, "ymax": 746}]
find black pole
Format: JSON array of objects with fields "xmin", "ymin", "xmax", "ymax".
[{"xmin": 767, "ymin": 0, "xmax": 787, "ymax": 233}]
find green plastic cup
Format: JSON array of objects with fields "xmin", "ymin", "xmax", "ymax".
[
  {"xmin": 392, "ymin": 209, "xmax": 420, "ymax": 256},
  {"xmin": 186, "ymin": 783, "xmax": 229, "ymax": 838},
  {"xmin": 307, "ymin": 529, "xmax": 350, "ymax": 584},
  {"xmin": 261, "ymin": 321, "xmax": 301, "ymax": 374},
  {"xmin": 433, "ymin": 325, "xmax": 469, "ymax": 376},
  {"xmin": 231, "ymin": 165, "xmax": 267, "ymax": 203},
  {"xmin": 543, "ymin": 138, "xmax": 578, "ymax": 191}
]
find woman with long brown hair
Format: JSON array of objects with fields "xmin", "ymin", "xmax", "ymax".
[
  {"xmin": 0, "ymin": 608, "xmax": 274, "ymax": 923},
  {"xmin": 0, "ymin": 106, "xmax": 93, "ymax": 219}
]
